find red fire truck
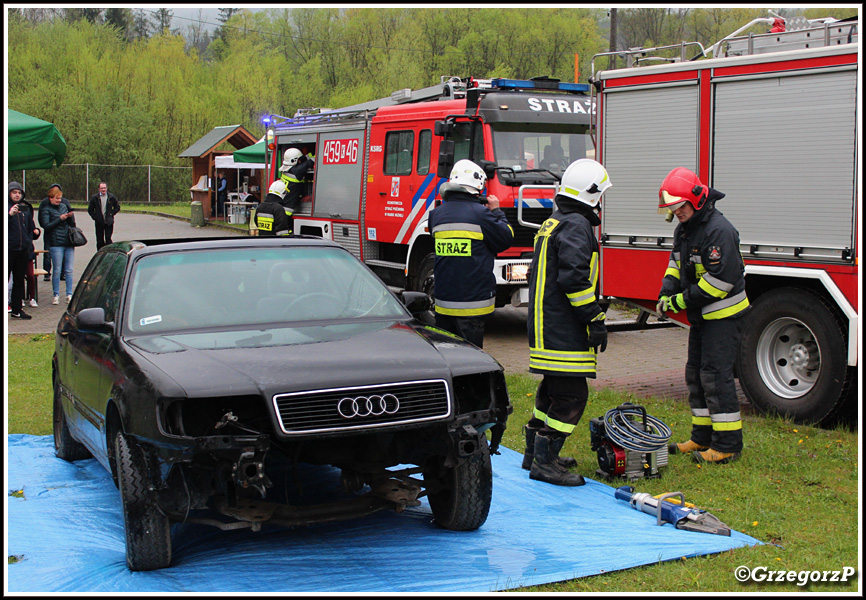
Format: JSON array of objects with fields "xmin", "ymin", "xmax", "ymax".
[
  {"xmin": 265, "ymin": 76, "xmax": 595, "ymax": 317},
  {"xmin": 590, "ymin": 15, "xmax": 859, "ymax": 424}
]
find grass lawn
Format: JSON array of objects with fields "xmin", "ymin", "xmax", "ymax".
[{"xmin": 6, "ymin": 333, "xmax": 860, "ymax": 592}]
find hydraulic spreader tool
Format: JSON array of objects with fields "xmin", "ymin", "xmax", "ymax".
[{"xmin": 615, "ymin": 486, "xmax": 732, "ymax": 536}]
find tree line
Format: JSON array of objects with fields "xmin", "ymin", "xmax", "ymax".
[{"xmin": 8, "ymin": 6, "xmax": 855, "ymax": 173}]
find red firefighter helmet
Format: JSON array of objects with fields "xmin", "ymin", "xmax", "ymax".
[{"xmin": 658, "ymin": 167, "xmax": 708, "ymax": 214}]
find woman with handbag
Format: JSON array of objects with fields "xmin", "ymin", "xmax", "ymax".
[{"xmin": 38, "ymin": 185, "xmax": 77, "ymax": 304}]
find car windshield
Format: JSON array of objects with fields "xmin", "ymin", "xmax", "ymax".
[
  {"xmin": 125, "ymin": 246, "xmax": 408, "ymax": 335},
  {"xmin": 490, "ymin": 124, "xmax": 594, "ymax": 179}
]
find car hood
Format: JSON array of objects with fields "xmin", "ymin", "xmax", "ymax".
[{"xmin": 126, "ymin": 320, "xmax": 502, "ymax": 397}]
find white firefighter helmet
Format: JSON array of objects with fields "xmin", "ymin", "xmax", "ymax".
[
  {"xmin": 449, "ymin": 159, "xmax": 487, "ymax": 194},
  {"xmin": 279, "ymin": 148, "xmax": 304, "ymax": 172},
  {"xmin": 557, "ymin": 159, "xmax": 612, "ymax": 209},
  {"xmin": 268, "ymin": 179, "xmax": 288, "ymax": 199}
]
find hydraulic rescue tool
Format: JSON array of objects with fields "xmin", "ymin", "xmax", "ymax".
[
  {"xmin": 589, "ymin": 403, "xmax": 672, "ymax": 480},
  {"xmin": 615, "ymin": 486, "xmax": 732, "ymax": 536}
]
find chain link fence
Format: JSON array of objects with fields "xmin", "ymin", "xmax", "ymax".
[{"xmin": 8, "ymin": 164, "xmax": 193, "ymax": 204}]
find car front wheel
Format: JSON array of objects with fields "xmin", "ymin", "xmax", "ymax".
[
  {"xmin": 424, "ymin": 434, "xmax": 492, "ymax": 531},
  {"xmin": 116, "ymin": 431, "xmax": 172, "ymax": 571}
]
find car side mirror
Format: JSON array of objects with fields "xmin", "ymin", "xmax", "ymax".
[
  {"xmin": 400, "ymin": 291, "xmax": 431, "ymax": 316},
  {"xmin": 77, "ymin": 307, "xmax": 114, "ymax": 332}
]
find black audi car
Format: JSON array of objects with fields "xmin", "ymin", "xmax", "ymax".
[{"xmin": 52, "ymin": 236, "xmax": 511, "ymax": 571}]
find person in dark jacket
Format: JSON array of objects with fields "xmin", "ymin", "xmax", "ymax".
[
  {"xmin": 278, "ymin": 147, "xmax": 315, "ymax": 233},
  {"xmin": 657, "ymin": 167, "xmax": 750, "ymax": 465},
  {"xmin": 8, "ymin": 182, "xmax": 41, "ymax": 319},
  {"xmin": 428, "ymin": 159, "xmax": 514, "ymax": 348},
  {"xmin": 38, "ymin": 185, "xmax": 77, "ymax": 304},
  {"xmin": 38, "ymin": 183, "xmax": 72, "ymax": 281},
  {"xmin": 524, "ymin": 159, "xmax": 612, "ymax": 486},
  {"xmin": 87, "ymin": 181, "xmax": 121, "ymax": 249},
  {"xmin": 253, "ymin": 181, "xmax": 292, "ymax": 236}
]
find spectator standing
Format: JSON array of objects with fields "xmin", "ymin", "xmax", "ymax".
[
  {"xmin": 38, "ymin": 183, "xmax": 72, "ymax": 281},
  {"xmin": 8, "ymin": 181, "xmax": 41, "ymax": 319},
  {"xmin": 39, "ymin": 185, "xmax": 76, "ymax": 305},
  {"xmin": 217, "ymin": 172, "xmax": 228, "ymax": 219},
  {"xmin": 87, "ymin": 181, "xmax": 121, "ymax": 249}
]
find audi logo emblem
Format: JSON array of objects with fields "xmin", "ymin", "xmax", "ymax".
[{"xmin": 337, "ymin": 394, "xmax": 400, "ymax": 419}]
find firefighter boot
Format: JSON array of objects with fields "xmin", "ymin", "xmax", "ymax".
[
  {"xmin": 522, "ymin": 425, "xmax": 577, "ymax": 470},
  {"xmin": 669, "ymin": 440, "xmax": 710, "ymax": 455},
  {"xmin": 529, "ymin": 433, "xmax": 585, "ymax": 486},
  {"xmin": 692, "ymin": 448, "xmax": 741, "ymax": 465}
]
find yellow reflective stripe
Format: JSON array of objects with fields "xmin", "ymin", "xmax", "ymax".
[
  {"xmin": 565, "ymin": 252, "xmax": 598, "ymax": 307},
  {"xmin": 281, "ymin": 174, "xmax": 300, "ymax": 184},
  {"xmin": 507, "ymin": 224, "xmax": 514, "ymax": 236},
  {"xmin": 702, "ymin": 294, "xmax": 750, "ymax": 320},
  {"xmin": 529, "ymin": 358, "xmax": 597, "ymax": 374},
  {"xmin": 433, "ymin": 230, "xmax": 484, "ymax": 240},
  {"xmin": 591, "ymin": 312, "xmax": 606, "ymax": 322},
  {"xmin": 665, "ymin": 267, "xmax": 681, "ymax": 279},
  {"xmin": 434, "ymin": 305, "xmax": 495, "ymax": 317},
  {"xmin": 692, "ymin": 416, "xmax": 713, "ymax": 426},
  {"xmin": 698, "ymin": 273, "xmax": 734, "ymax": 299},
  {"xmin": 530, "ymin": 348, "xmax": 598, "ymax": 373},
  {"xmin": 713, "ymin": 421, "xmax": 743, "ymax": 431},
  {"xmin": 544, "ymin": 415, "xmax": 577, "ymax": 435},
  {"xmin": 533, "ymin": 234, "xmax": 550, "ymax": 348}
]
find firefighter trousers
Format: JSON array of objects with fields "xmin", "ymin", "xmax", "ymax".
[
  {"xmin": 435, "ymin": 313, "xmax": 486, "ymax": 348},
  {"xmin": 528, "ymin": 374, "xmax": 589, "ymax": 438},
  {"xmin": 685, "ymin": 318, "xmax": 744, "ymax": 454}
]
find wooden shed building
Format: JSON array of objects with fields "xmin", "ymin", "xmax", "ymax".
[{"xmin": 179, "ymin": 125, "xmax": 262, "ymax": 220}]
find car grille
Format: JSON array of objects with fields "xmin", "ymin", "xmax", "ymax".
[{"xmin": 272, "ymin": 379, "xmax": 451, "ymax": 435}]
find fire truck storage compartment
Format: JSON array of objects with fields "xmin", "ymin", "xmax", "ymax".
[
  {"xmin": 600, "ymin": 81, "xmax": 700, "ymax": 245},
  {"xmin": 711, "ymin": 68, "xmax": 857, "ymax": 259},
  {"xmin": 312, "ymin": 128, "xmax": 367, "ymax": 221}
]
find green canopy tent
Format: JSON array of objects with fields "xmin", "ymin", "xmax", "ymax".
[
  {"xmin": 232, "ymin": 138, "xmax": 266, "ymax": 164},
  {"xmin": 8, "ymin": 109, "xmax": 67, "ymax": 170}
]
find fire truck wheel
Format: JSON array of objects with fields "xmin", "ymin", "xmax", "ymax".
[
  {"xmin": 412, "ymin": 253, "xmax": 436, "ymax": 325},
  {"xmin": 736, "ymin": 287, "xmax": 851, "ymax": 425},
  {"xmin": 423, "ymin": 434, "xmax": 492, "ymax": 531}
]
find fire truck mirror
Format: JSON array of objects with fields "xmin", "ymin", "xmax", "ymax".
[
  {"xmin": 437, "ymin": 140, "xmax": 455, "ymax": 178},
  {"xmin": 478, "ymin": 160, "xmax": 497, "ymax": 181},
  {"xmin": 433, "ymin": 120, "xmax": 453, "ymax": 137}
]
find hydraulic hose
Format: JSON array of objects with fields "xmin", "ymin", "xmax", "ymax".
[{"xmin": 602, "ymin": 404, "xmax": 671, "ymax": 453}]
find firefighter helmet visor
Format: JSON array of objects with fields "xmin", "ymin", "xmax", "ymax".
[{"xmin": 657, "ymin": 190, "xmax": 688, "ymax": 214}]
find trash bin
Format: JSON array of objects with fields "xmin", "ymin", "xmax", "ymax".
[{"xmin": 190, "ymin": 201, "xmax": 205, "ymax": 228}]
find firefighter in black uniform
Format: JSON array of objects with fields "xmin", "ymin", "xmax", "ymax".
[
  {"xmin": 278, "ymin": 147, "xmax": 315, "ymax": 232},
  {"xmin": 428, "ymin": 159, "xmax": 514, "ymax": 348},
  {"xmin": 253, "ymin": 180, "xmax": 292, "ymax": 236},
  {"xmin": 656, "ymin": 167, "xmax": 750, "ymax": 464},
  {"xmin": 524, "ymin": 159, "xmax": 612, "ymax": 486}
]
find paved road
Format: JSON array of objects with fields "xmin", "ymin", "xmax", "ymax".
[{"xmin": 9, "ymin": 211, "xmax": 728, "ymax": 405}]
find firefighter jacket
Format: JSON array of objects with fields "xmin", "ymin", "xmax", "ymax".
[
  {"xmin": 659, "ymin": 192, "xmax": 750, "ymax": 323},
  {"xmin": 428, "ymin": 190, "xmax": 514, "ymax": 318},
  {"xmin": 279, "ymin": 155, "xmax": 315, "ymax": 215},
  {"xmin": 253, "ymin": 195, "xmax": 291, "ymax": 236},
  {"xmin": 528, "ymin": 202, "xmax": 605, "ymax": 377}
]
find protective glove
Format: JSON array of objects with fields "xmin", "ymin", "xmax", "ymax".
[
  {"xmin": 669, "ymin": 293, "xmax": 687, "ymax": 313},
  {"xmin": 587, "ymin": 320, "xmax": 608, "ymax": 353},
  {"xmin": 656, "ymin": 296, "xmax": 670, "ymax": 319}
]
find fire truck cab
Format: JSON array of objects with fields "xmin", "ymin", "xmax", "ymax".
[{"xmin": 267, "ymin": 76, "xmax": 594, "ymax": 317}]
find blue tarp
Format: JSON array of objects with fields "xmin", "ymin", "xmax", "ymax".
[{"xmin": 6, "ymin": 434, "xmax": 760, "ymax": 593}]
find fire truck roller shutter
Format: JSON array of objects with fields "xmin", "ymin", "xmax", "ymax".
[{"xmin": 600, "ymin": 82, "xmax": 699, "ymax": 243}]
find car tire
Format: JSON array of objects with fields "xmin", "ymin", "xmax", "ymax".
[
  {"xmin": 424, "ymin": 434, "xmax": 492, "ymax": 531},
  {"xmin": 53, "ymin": 377, "xmax": 92, "ymax": 462},
  {"xmin": 736, "ymin": 287, "xmax": 852, "ymax": 425},
  {"xmin": 412, "ymin": 253, "xmax": 436, "ymax": 325},
  {"xmin": 116, "ymin": 431, "xmax": 172, "ymax": 571}
]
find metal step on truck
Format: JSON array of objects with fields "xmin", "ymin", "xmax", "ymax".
[{"xmin": 589, "ymin": 14, "xmax": 859, "ymax": 424}]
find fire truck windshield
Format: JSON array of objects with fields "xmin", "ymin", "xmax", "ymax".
[{"xmin": 490, "ymin": 124, "xmax": 593, "ymax": 181}]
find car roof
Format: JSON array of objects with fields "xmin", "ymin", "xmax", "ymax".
[{"xmin": 109, "ymin": 235, "xmax": 345, "ymax": 258}]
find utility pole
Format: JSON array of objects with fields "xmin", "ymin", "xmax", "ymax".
[{"xmin": 609, "ymin": 8, "xmax": 618, "ymax": 70}]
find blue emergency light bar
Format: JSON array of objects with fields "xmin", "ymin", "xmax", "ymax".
[{"xmin": 490, "ymin": 78, "xmax": 590, "ymax": 93}]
